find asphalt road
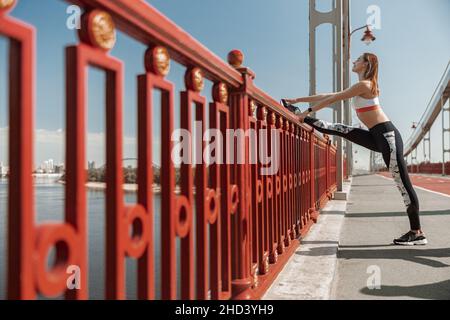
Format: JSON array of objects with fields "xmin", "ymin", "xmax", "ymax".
[{"xmin": 331, "ymin": 174, "xmax": 450, "ymax": 300}]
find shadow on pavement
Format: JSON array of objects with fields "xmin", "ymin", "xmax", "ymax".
[
  {"xmin": 300, "ymin": 241, "xmax": 339, "ymax": 245},
  {"xmin": 338, "ymin": 246, "xmax": 450, "ymax": 268},
  {"xmin": 359, "ymin": 279, "xmax": 450, "ymax": 299},
  {"xmin": 296, "ymin": 244, "xmax": 450, "ymax": 268}
]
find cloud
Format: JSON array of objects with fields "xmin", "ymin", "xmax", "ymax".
[{"xmin": 0, "ymin": 127, "xmax": 158, "ymax": 167}]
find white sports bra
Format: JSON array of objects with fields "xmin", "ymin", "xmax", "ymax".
[{"xmin": 352, "ymin": 95, "xmax": 381, "ymax": 113}]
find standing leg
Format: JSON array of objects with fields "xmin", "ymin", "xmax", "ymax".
[
  {"xmin": 303, "ymin": 116, "xmax": 380, "ymax": 152},
  {"xmin": 378, "ymin": 127, "xmax": 427, "ymax": 245},
  {"xmin": 380, "ymin": 128, "xmax": 421, "ymax": 230}
]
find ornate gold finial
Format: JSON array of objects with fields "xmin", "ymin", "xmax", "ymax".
[
  {"xmin": 145, "ymin": 46, "xmax": 170, "ymax": 76},
  {"xmin": 0, "ymin": 0, "xmax": 15, "ymax": 10},
  {"xmin": 185, "ymin": 67, "xmax": 204, "ymax": 92},
  {"xmin": 213, "ymin": 82, "xmax": 228, "ymax": 104},
  {"xmin": 249, "ymin": 100, "xmax": 257, "ymax": 116},
  {"xmin": 227, "ymin": 49, "xmax": 244, "ymax": 68},
  {"xmin": 91, "ymin": 11, "xmax": 116, "ymax": 50},
  {"xmin": 80, "ymin": 10, "xmax": 116, "ymax": 51}
]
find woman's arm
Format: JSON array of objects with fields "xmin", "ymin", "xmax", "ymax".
[
  {"xmin": 308, "ymin": 82, "xmax": 368, "ymax": 114},
  {"xmin": 294, "ymin": 93, "xmax": 335, "ymax": 103},
  {"xmin": 284, "ymin": 93, "xmax": 334, "ymax": 104}
]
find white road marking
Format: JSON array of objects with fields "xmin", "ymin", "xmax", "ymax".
[{"xmin": 376, "ymin": 174, "xmax": 450, "ymax": 199}]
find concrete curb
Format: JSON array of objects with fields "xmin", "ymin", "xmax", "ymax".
[{"xmin": 262, "ymin": 178, "xmax": 352, "ymax": 300}]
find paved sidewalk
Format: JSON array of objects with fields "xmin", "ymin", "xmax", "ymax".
[
  {"xmin": 262, "ymin": 179, "xmax": 351, "ymax": 300},
  {"xmin": 331, "ymin": 174, "xmax": 450, "ymax": 300}
]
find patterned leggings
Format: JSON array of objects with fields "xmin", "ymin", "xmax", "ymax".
[{"xmin": 304, "ymin": 116, "xmax": 421, "ymax": 230}]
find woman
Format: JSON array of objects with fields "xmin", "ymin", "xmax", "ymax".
[{"xmin": 282, "ymin": 52, "xmax": 427, "ymax": 245}]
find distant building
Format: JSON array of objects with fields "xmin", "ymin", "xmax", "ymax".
[
  {"xmin": 37, "ymin": 158, "xmax": 58, "ymax": 173},
  {"xmin": 88, "ymin": 161, "xmax": 96, "ymax": 170},
  {"xmin": 48, "ymin": 159, "xmax": 54, "ymax": 172},
  {"xmin": 54, "ymin": 164, "xmax": 65, "ymax": 174},
  {"xmin": 0, "ymin": 162, "xmax": 9, "ymax": 177},
  {"xmin": 35, "ymin": 168, "xmax": 44, "ymax": 174}
]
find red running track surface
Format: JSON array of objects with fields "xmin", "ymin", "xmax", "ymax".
[{"xmin": 377, "ymin": 172, "xmax": 450, "ymax": 196}]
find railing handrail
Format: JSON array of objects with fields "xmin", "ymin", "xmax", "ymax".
[
  {"xmin": 71, "ymin": 0, "xmax": 243, "ymax": 86},
  {"xmin": 417, "ymin": 60, "xmax": 450, "ymax": 127},
  {"xmin": 404, "ymin": 60, "xmax": 450, "ymax": 153}
]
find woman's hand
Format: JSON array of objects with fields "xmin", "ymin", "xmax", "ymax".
[{"xmin": 282, "ymin": 98, "xmax": 297, "ymax": 105}]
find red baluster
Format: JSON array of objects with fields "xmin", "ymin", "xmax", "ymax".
[{"xmin": 1, "ymin": 1, "xmax": 35, "ymax": 299}]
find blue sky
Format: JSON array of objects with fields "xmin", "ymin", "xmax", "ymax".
[{"xmin": 0, "ymin": 0, "xmax": 449, "ymax": 170}]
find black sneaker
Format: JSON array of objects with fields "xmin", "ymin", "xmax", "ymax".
[
  {"xmin": 393, "ymin": 231, "xmax": 428, "ymax": 246},
  {"xmin": 280, "ymin": 99, "xmax": 301, "ymax": 114}
]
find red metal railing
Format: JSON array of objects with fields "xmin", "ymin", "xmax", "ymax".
[
  {"xmin": 0, "ymin": 0, "xmax": 337, "ymax": 299},
  {"xmin": 406, "ymin": 161, "xmax": 450, "ymax": 175}
]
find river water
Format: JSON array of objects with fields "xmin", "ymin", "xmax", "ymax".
[{"xmin": 0, "ymin": 179, "xmax": 174, "ymax": 300}]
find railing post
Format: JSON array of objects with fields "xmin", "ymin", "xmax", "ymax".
[
  {"xmin": 325, "ymin": 135, "xmax": 331, "ymax": 199},
  {"xmin": 276, "ymin": 116, "xmax": 285, "ymax": 253},
  {"xmin": 255, "ymin": 105, "xmax": 269, "ymax": 276},
  {"xmin": 1, "ymin": 2, "xmax": 36, "ymax": 299},
  {"xmin": 309, "ymin": 132, "xmax": 319, "ymax": 222},
  {"xmin": 227, "ymin": 50, "xmax": 255, "ymax": 299}
]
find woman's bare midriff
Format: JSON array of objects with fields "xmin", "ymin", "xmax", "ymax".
[{"xmin": 357, "ymin": 108, "xmax": 390, "ymax": 129}]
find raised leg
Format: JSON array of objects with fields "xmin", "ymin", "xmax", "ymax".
[{"xmin": 304, "ymin": 116, "xmax": 381, "ymax": 152}]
